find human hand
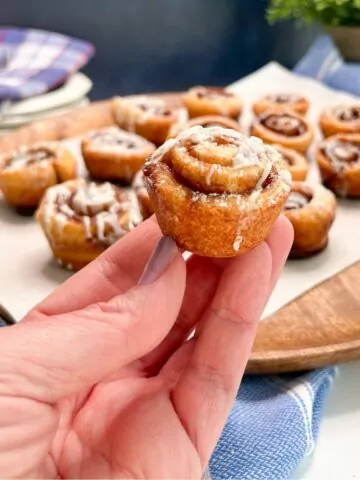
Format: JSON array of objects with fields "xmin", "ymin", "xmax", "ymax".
[{"xmin": 0, "ymin": 216, "xmax": 293, "ymax": 478}]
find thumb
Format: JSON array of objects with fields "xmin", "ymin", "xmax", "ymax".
[{"xmin": 0, "ymin": 237, "xmax": 185, "ymax": 404}]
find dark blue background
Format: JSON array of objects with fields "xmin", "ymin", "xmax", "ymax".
[{"xmin": 1, "ymin": 0, "xmax": 320, "ymax": 99}]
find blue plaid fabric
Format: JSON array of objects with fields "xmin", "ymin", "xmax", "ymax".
[
  {"xmin": 0, "ymin": 27, "xmax": 94, "ymax": 100},
  {"xmin": 294, "ymin": 34, "xmax": 360, "ymax": 95}
]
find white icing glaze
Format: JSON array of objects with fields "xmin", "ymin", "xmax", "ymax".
[
  {"xmin": 87, "ymin": 127, "xmax": 150, "ymax": 153},
  {"xmin": 233, "ymin": 233, "xmax": 243, "ymax": 252}
]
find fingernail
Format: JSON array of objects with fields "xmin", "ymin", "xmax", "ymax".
[{"xmin": 138, "ymin": 236, "xmax": 178, "ymax": 285}]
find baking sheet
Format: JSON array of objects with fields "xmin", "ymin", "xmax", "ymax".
[{"xmin": 1, "ymin": 62, "xmax": 360, "ymax": 321}]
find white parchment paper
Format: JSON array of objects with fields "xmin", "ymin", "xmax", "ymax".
[{"xmin": 0, "ymin": 62, "xmax": 359, "ymax": 320}]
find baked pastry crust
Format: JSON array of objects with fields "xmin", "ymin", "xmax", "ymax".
[
  {"xmin": 320, "ymin": 105, "xmax": 360, "ymax": 137},
  {"xmin": 36, "ymin": 179, "xmax": 142, "ymax": 270},
  {"xmin": 271, "ymin": 144, "xmax": 308, "ymax": 181},
  {"xmin": 250, "ymin": 108, "xmax": 314, "ymax": 153},
  {"xmin": 167, "ymin": 114, "xmax": 242, "ymax": 139},
  {"xmin": 143, "ymin": 126, "xmax": 291, "ymax": 257},
  {"xmin": 182, "ymin": 86, "xmax": 242, "ymax": 119},
  {"xmin": 0, "ymin": 142, "xmax": 77, "ymax": 208},
  {"xmin": 316, "ymin": 133, "xmax": 360, "ymax": 197},
  {"xmin": 284, "ymin": 182, "xmax": 337, "ymax": 258},
  {"xmin": 81, "ymin": 126, "xmax": 155, "ymax": 184},
  {"xmin": 253, "ymin": 93, "xmax": 309, "ymax": 117},
  {"xmin": 112, "ymin": 95, "xmax": 186, "ymax": 146},
  {"xmin": 132, "ymin": 169, "xmax": 154, "ymax": 219}
]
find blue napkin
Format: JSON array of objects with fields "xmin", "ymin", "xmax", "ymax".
[
  {"xmin": 294, "ymin": 34, "xmax": 360, "ymax": 96},
  {"xmin": 209, "ymin": 368, "xmax": 335, "ymax": 479}
]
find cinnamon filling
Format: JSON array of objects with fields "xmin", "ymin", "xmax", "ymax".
[
  {"xmin": 261, "ymin": 114, "xmax": 306, "ymax": 137},
  {"xmin": 334, "ymin": 106, "xmax": 360, "ymax": 122},
  {"xmin": 323, "ymin": 140, "xmax": 360, "ymax": 168},
  {"xmin": 284, "ymin": 189, "xmax": 312, "ymax": 210},
  {"xmin": 138, "ymin": 103, "xmax": 171, "ymax": 116},
  {"xmin": 5, "ymin": 148, "xmax": 53, "ymax": 169},
  {"xmin": 266, "ymin": 94, "xmax": 300, "ymax": 104},
  {"xmin": 195, "ymin": 87, "xmax": 234, "ymax": 100}
]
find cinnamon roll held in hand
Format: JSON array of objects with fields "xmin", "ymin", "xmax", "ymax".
[
  {"xmin": 112, "ymin": 96, "xmax": 186, "ymax": 145},
  {"xmin": 252, "ymin": 93, "xmax": 309, "ymax": 117},
  {"xmin": 283, "ymin": 182, "xmax": 337, "ymax": 258},
  {"xmin": 271, "ymin": 144, "xmax": 308, "ymax": 181},
  {"xmin": 81, "ymin": 127, "xmax": 155, "ymax": 184},
  {"xmin": 316, "ymin": 134, "xmax": 360, "ymax": 197},
  {"xmin": 167, "ymin": 114, "xmax": 242, "ymax": 139},
  {"xmin": 36, "ymin": 179, "xmax": 142, "ymax": 270},
  {"xmin": 250, "ymin": 108, "xmax": 314, "ymax": 153},
  {"xmin": 132, "ymin": 169, "xmax": 154, "ymax": 219},
  {"xmin": 143, "ymin": 126, "xmax": 291, "ymax": 257},
  {"xmin": 0, "ymin": 142, "xmax": 77, "ymax": 209},
  {"xmin": 182, "ymin": 86, "xmax": 243, "ymax": 120},
  {"xmin": 320, "ymin": 104, "xmax": 360, "ymax": 137}
]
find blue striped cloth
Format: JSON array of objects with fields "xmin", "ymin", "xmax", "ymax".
[
  {"xmin": 0, "ymin": 27, "xmax": 94, "ymax": 100},
  {"xmin": 294, "ymin": 34, "xmax": 360, "ymax": 95}
]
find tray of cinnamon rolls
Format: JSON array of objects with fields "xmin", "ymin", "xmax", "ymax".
[{"xmin": 1, "ymin": 63, "xmax": 360, "ymax": 372}]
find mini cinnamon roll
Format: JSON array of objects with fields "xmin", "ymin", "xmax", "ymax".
[
  {"xmin": 316, "ymin": 134, "xmax": 360, "ymax": 197},
  {"xmin": 250, "ymin": 108, "xmax": 314, "ymax": 153},
  {"xmin": 283, "ymin": 182, "xmax": 336, "ymax": 258},
  {"xmin": 167, "ymin": 115, "xmax": 242, "ymax": 139},
  {"xmin": 112, "ymin": 96, "xmax": 187, "ymax": 146},
  {"xmin": 36, "ymin": 179, "xmax": 142, "ymax": 270},
  {"xmin": 143, "ymin": 126, "xmax": 291, "ymax": 257},
  {"xmin": 132, "ymin": 169, "xmax": 154, "ymax": 219},
  {"xmin": 271, "ymin": 144, "xmax": 308, "ymax": 181},
  {"xmin": 252, "ymin": 93, "xmax": 309, "ymax": 117},
  {"xmin": 0, "ymin": 142, "xmax": 77, "ymax": 209},
  {"xmin": 182, "ymin": 86, "xmax": 243, "ymax": 119},
  {"xmin": 320, "ymin": 104, "xmax": 360, "ymax": 137},
  {"xmin": 81, "ymin": 127, "xmax": 155, "ymax": 184}
]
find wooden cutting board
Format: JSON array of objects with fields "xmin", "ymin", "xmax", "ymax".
[{"xmin": 1, "ymin": 96, "xmax": 360, "ymax": 374}]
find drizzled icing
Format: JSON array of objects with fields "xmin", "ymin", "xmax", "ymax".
[
  {"xmin": 265, "ymin": 93, "xmax": 301, "ymax": 104},
  {"xmin": 284, "ymin": 190, "xmax": 312, "ymax": 210},
  {"xmin": 42, "ymin": 181, "xmax": 142, "ymax": 245},
  {"xmin": 192, "ymin": 86, "xmax": 235, "ymax": 100},
  {"xmin": 333, "ymin": 105, "xmax": 360, "ymax": 123},
  {"xmin": 4, "ymin": 146, "xmax": 54, "ymax": 171},
  {"xmin": 87, "ymin": 127, "xmax": 150, "ymax": 151},
  {"xmin": 323, "ymin": 139, "xmax": 360, "ymax": 171},
  {"xmin": 261, "ymin": 113, "xmax": 306, "ymax": 137}
]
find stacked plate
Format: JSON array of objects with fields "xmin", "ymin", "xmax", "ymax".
[{"xmin": 0, "ymin": 72, "xmax": 92, "ymax": 133}]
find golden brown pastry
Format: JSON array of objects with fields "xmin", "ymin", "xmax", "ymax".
[
  {"xmin": 250, "ymin": 108, "xmax": 314, "ymax": 153},
  {"xmin": 316, "ymin": 134, "xmax": 360, "ymax": 197},
  {"xmin": 81, "ymin": 126, "xmax": 155, "ymax": 184},
  {"xmin": 36, "ymin": 179, "xmax": 142, "ymax": 270},
  {"xmin": 143, "ymin": 126, "xmax": 291, "ymax": 257},
  {"xmin": 182, "ymin": 86, "xmax": 243, "ymax": 119},
  {"xmin": 112, "ymin": 95, "xmax": 187, "ymax": 146},
  {"xmin": 284, "ymin": 182, "xmax": 336, "ymax": 258},
  {"xmin": 320, "ymin": 104, "xmax": 360, "ymax": 137},
  {"xmin": 132, "ymin": 169, "xmax": 154, "ymax": 219},
  {"xmin": 271, "ymin": 144, "xmax": 308, "ymax": 181},
  {"xmin": 0, "ymin": 142, "xmax": 77, "ymax": 209},
  {"xmin": 252, "ymin": 93, "xmax": 309, "ymax": 117},
  {"xmin": 167, "ymin": 114, "xmax": 242, "ymax": 139}
]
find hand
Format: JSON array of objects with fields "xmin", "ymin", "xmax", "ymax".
[{"xmin": 0, "ymin": 216, "xmax": 293, "ymax": 478}]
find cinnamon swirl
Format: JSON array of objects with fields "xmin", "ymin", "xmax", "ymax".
[
  {"xmin": 0, "ymin": 142, "xmax": 77, "ymax": 209},
  {"xmin": 167, "ymin": 115, "xmax": 242, "ymax": 139},
  {"xmin": 316, "ymin": 133, "xmax": 360, "ymax": 197},
  {"xmin": 112, "ymin": 95, "xmax": 187, "ymax": 145},
  {"xmin": 250, "ymin": 108, "xmax": 314, "ymax": 153},
  {"xmin": 182, "ymin": 86, "xmax": 243, "ymax": 120},
  {"xmin": 81, "ymin": 127, "xmax": 155, "ymax": 184},
  {"xmin": 36, "ymin": 179, "xmax": 142, "ymax": 270},
  {"xmin": 283, "ymin": 182, "xmax": 337, "ymax": 258},
  {"xmin": 143, "ymin": 126, "xmax": 291, "ymax": 257},
  {"xmin": 253, "ymin": 93, "xmax": 309, "ymax": 117},
  {"xmin": 271, "ymin": 144, "xmax": 308, "ymax": 181},
  {"xmin": 132, "ymin": 169, "xmax": 154, "ymax": 219},
  {"xmin": 320, "ymin": 104, "xmax": 360, "ymax": 137}
]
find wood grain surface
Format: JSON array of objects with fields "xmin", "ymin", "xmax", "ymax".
[{"xmin": 1, "ymin": 95, "xmax": 360, "ymax": 374}]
